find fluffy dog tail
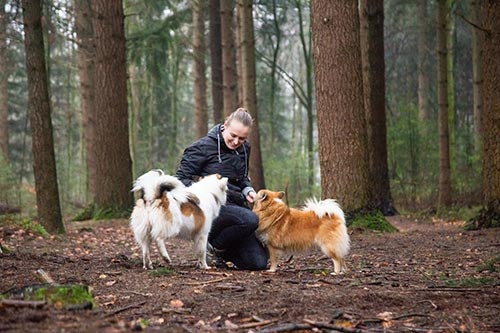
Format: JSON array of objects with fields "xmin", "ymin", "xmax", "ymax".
[
  {"xmin": 303, "ymin": 198, "xmax": 346, "ymax": 224},
  {"xmin": 132, "ymin": 169, "xmax": 188, "ymax": 203}
]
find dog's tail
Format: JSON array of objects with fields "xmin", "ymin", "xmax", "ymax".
[
  {"xmin": 132, "ymin": 169, "xmax": 188, "ymax": 203},
  {"xmin": 303, "ymin": 198, "xmax": 346, "ymax": 224}
]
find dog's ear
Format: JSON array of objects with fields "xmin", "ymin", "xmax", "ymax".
[
  {"xmin": 278, "ymin": 191, "xmax": 285, "ymax": 199},
  {"xmin": 258, "ymin": 191, "xmax": 267, "ymax": 201},
  {"xmin": 215, "ymin": 173, "xmax": 222, "ymax": 180}
]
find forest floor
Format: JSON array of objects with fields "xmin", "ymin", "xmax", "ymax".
[{"xmin": 1, "ymin": 215, "xmax": 499, "ymax": 333}]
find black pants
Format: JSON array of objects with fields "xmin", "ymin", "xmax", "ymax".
[{"xmin": 208, "ymin": 204, "xmax": 269, "ymax": 270}]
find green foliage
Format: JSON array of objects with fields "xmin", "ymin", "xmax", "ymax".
[
  {"xmin": 349, "ymin": 211, "xmax": 398, "ymax": 233},
  {"xmin": 440, "ymin": 276, "xmax": 497, "ymax": 288},
  {"xmin": 148, "ymin": 267, "xmax": 176, "ymax": 277},
  {"xmin": 19, "ymin": 219, "xmax": 50, "ymax": 238},
  {"xmin": 436, "ymin": 205, "xmax": 482, "ymax": 222},
  {"xmin": 72, "ymin": 204, "xmax": 96, "ymax": 222},
  {"xmin": 476, "ymin": 256, "xmax": 500, "ymax": 273},
  {"xmin": 92, "ymin": 206, "xmax": 131, "ymax": 220}
]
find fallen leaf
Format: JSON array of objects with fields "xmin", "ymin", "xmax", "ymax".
[
  {"xmin": 105, "ymin": 280, "xmax": 117, "ymax": 286},
  {"xmin": 169, "ymin": 299, "xmax": 184, "ymax": 308}
]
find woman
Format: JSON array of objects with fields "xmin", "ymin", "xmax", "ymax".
[{"xmin": 176, "ymin": 108, "xmax": 269, "ymax": 270}]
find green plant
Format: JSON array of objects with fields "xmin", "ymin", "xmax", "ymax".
[
  {"xmin": 441, "ymin": 276, "xmax": 497, "ymax": 288},
  {"xmin": 477, "ymin": 256, "xmax": 500, "ymax": 273},
  {"xmin": 20, "ymin": 219, "xmax": 50, "ymax": 238},
  {"xmin": 148, "ymin": 267, "xmax": 176, "ymax": 277}
]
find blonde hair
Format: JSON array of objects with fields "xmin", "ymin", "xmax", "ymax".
[{"xmin": 226, "ymin": 108, "xmax": 253, "ymax": 127}]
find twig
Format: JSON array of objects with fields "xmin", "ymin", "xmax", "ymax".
[
  {"xmin": 120, "ymin": 290, "xmax": 152, "ymax": 297},
  {"xmin": 417, "ymin": 300, "xmax": 438, "ymax": 310},
  {"xmin": 34, "ymin": 268, "xmax": 56, "ymax": 285},
  {"xmin": 101, "ymin": 300, "xmax": 146, "ymax": 318},
  {"xmin": 392, "ymin": 313, "xmax": 433, "ymax": 321},
  {"xmin": 259, "ymin": 323, "xmax": 313, "ymax": 333},
  {"xmin": 183, "ymin": 277, "xmax": 229, "ymax": 286},
  {"xmin": 0, "ymin": 299, "xmax": 46, "ymax": 308},
  {"xmin": 236, "ymin": 319, "xmax": 279, "ymax": 329},
  {"xmin": 303, "ymin": 318, "xmax": 367, "ymax": 333}
]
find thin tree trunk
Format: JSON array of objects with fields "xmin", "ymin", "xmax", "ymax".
[
  {"xmin": 359, "ymin": 0, "xmax": 396, "ymax": 215},
  {"xmin": 268, "ymin": 0, "xmax": 281, "ymax": 145},
  {"xmin": 237, "ymin": 0, "xmax": 265, "ymax": 190},
  {"xmin": 447, "ymin": 0, "xmax": 456, "ymax": 169},
  {"xmin": 75, "ymin": 0, "xmax": 96, "ymax": 203},
  {"xmin": 295, "ymin": 0, "xmax": 314, "ymax": 189},
  {"xmin": 312, "ymin": 0, "xmax": 369, "ymax": 212},
  {"xmin": 210, "ymin": 0, "xmax": 224, "ymax": 124},
  {"xmin": 471, "ymin": 0, "xmax": 483, "ymax": 152},
  {"xmin": 91, "ymin": 0, "xmax": 132, "ymax": 213},
  {"xmin": 22, "ymin": 0, "xmax": 64, "ymax": 233},
  {"xmin": 220, "ymin": 0, "xmax": 239, "ymax": 118},
  {"xmin": 437, "ymin": 0, "xmax": 452, "ymax": 207},
  {"xmin": 0, "ymin": 0, "xmax": 8, "ymax": 162},
  {"xmin": 192, "ymin": 0, "xmax": 208, "ymax": 138},
  {"xmin": 418, "ymin": 0, "xmax": 430, "ymax": 122}
]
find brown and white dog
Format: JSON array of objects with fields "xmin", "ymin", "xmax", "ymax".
[
  {"xmin": 130, "ymin": 169, "xmax": 228, "ymax": 269},
  {"xmin": 253, "ymin": 190, "xmax": 350, "ymax": 273}
]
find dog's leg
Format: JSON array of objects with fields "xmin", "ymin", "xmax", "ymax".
[
  {"xmin": 142, "ymin": 243, "xmax": 153, "ymax": 270},
  {"xmin": 156, "ymin": 239, "xmax": 172, "ymax": 264},
  {"xmin": 267, "ymin": 245, "xmax": 281, "ymax": 272},
  {"xmin": 341, "ymin": 257, "xmax": 348, "ymax": 273},
  {"xmin": 193, "ymin": 233, "xmax": 210, "ymax": 269}
]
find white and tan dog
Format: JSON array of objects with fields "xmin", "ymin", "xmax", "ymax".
[{"xmin": 130, "ymin": 169, "xmax": 228, "ymax": 269}]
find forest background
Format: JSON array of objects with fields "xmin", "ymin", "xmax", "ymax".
[{"xmin": 0, "ymin": 0, "xmax": 492, "ymax": 229}]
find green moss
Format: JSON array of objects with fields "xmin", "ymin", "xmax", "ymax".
[
  {"xmin": 72, "ymin": 204, "xmax": 95, "ymax": 222},
  {"xmin": 148, "ymin": 267, "xmax": 176, "ymax": 277},
  {"xmin": 349, "ymin": 211, "xmax": 398, "ymax": 233},
  {"xmin": 30, "ymin": 284, "xmax": 97, "ymax": 309}
]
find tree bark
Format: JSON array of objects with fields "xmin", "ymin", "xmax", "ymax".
[
  {"xmin": 0, "ymin": 0, "xmax": 8, "ymax": 162},
  {"xmin": 312, "ymin": 0, "xmax": 369, "ymax": 212},
  {"xmin": 22, "ymin": 0, "xmax": 64, "ymax": 233},
  {"xmin": 437, "ymin": 0, "xmax": 452, "ymax": 207},
  {"xmin": 481, "ymin": 1, "xmax": 500, "ymax": 212},
  {"xmin": 91, "ymin": 0, "xmax": 132, "ymax": 213},
  {"xmin": 359, "ymin": 0, "xmax": 396, "ymax": 215},
  {"xmin": 192, "ymin": 0, "xmax": 208, "ymax": 138},
  {"xmin": 220, "ymin": 0, "xmax": 239, "ymax": 118},
  {"xmin": 75, "ymin": 0, "xmax": 97, "ymax": 202},
  {"xmin": 417, "ymin": 0, "xmax": 430, "ymax": 122},
  {"xmin": 236, "ymin": 0, "xmax": 265, "ymax": 190},
  {"xmin": 471, "ymin": 0, "xmax": 483, "ymax": 152},
  {"xmin": 209, "ymin": 0, "xmax": 224, "ymax": 124}
]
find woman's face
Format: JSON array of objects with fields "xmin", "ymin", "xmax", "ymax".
[{"xmin": 222, "ymin": 120, "xmax": 250, "ymax": 150}]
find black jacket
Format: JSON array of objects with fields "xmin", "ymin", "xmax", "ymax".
[{"xmin": 176, "ymin": 124, "xmax": 254, "ymax": 207}]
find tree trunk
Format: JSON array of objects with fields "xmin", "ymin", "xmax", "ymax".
[
  {"xmin": 91, "ymin": 0, "xmax": 132, "ymax": 214},
  {"xmin": 471, "ymin": 0, "xmax": 483, "ymax": 152},
  {"xmin": 268, "ymin": 0, "xmax": 281, "ymax": 145},
  {"xmin": 437, "ymin": 0, "xmax": 452, "ymax": 207},
  {"xmin": 220, "ymin": 0, "xmax": 239, "ymax": 118},
  {"xmin": 210, "ymin": 0, "xmax": 224, "ymax": 124},
  {"xmin": 417, "ymin": 0, "xmax": 430, "ymax": 122},
  {"xmin": 359, "ymin": 0, "xmax": 396, "ymax": 215},
  {"xmin": 295, "ymin": 0, "xmax": 314, "ymax": 190},
  {"xmin": 481, "ymin": 1, "xmax": 500, "ymax": 214},
  {"xmin": 22, "ymin": 0, "xmax": 64, "ymax": 233},
  {"xmin": 0, "ymin": 0, "xmax": 8, "ymax": 162},
  {"xmin": 236, "ymin": 0, "xmax": 265, "ymax": 190},
  {"xmin": 75, "ymin": 0, "xmax": 97, "ymax": 202},
  {"xmin": 192, "ymin": 0, "xmax": 208, "ymax": 138},
  {"xmin": 312, "ymin": 0, "xmax": 369, "ymax": 212},
  {"xmin": 446, "ymin": 0, "xmax": 456, "ymax": 169}
]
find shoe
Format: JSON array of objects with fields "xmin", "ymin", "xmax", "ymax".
[{"xmin": 207, "ymin": 243, "xmax": 227, "ymax": 268}]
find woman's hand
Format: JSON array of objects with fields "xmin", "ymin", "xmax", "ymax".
[{"xmin": 246, "ymin": 190, "xmax": 256, "ymax": 203}]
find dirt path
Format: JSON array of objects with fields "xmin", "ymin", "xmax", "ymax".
[{"xmin": 1, "ymin": 216, "xmax": 499, "ymax": 332}]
